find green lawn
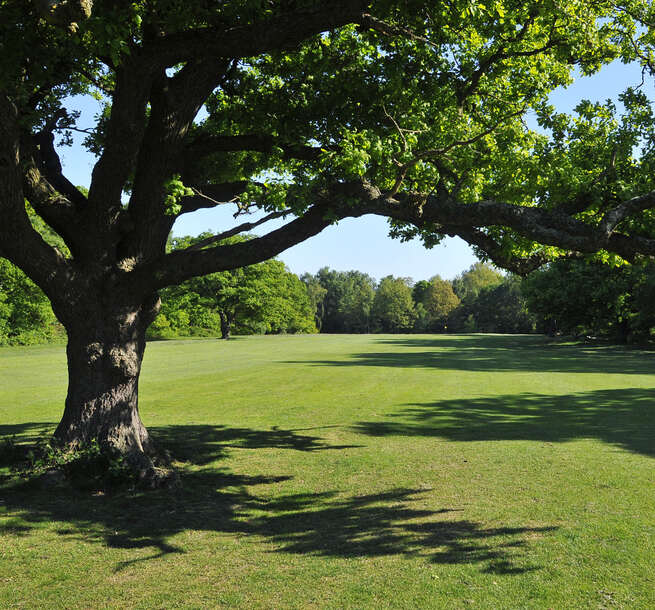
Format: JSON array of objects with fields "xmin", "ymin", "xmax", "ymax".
[{"xmin": 1, "ymin": 334, "xmax": 654, "ymax": 608}]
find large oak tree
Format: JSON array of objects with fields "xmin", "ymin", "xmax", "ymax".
[{"xmin": 1, "ymin": 0, "xmax": 654, "ymax": 481}]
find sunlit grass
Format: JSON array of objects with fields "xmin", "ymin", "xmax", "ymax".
[{"xmin": 1, "ymin": 334, "xmax": 654, "ymax": 608}]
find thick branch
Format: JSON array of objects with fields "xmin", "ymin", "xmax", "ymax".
[
  {"xmin": 21, "ymin": 158, "xmax": 83, "ymax": 255},
  {"xmin": 124, "ymin": 59, "xmax": 232, "ymax": 259},
  {"xmin": 33, "ymin": 130, "xmax": 87, "ymax": 207},
  {"xmin": 445, "ymin": 226, "xmax": 551, "ymax": 275},
  {"xmin": 599, "ymin": 189, "xmax": 655, "ymax": 236},
  {"xmin": 135, "ymin": 179, "xmax": 655, "ymax": 290},
  {"xmin": 145, "ymin": 203, "xmax": 340, "ymax": 287},
  {"xmin": 184, "ymin": 134, "xmax": 324, "ymax": 164},
  {"xmin": 0, "ymin": 94, "xmax": 75, "ymax": 301},
  {"xmin": 87, "ymin": 57, "xmax": 157, "ymax": 221},
  {"xmin": 142, "ymin": 2, "xmax": 370, "ymax": 66}
]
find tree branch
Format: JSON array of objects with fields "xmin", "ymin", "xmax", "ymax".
[
  {"xmin": 33, "ymin": 130, "xmax": 88, "ymax": 207},
  {"xmin": 142, "ymin": 1, "xmax": 370, "ymax": 67},
  {"xmin": 0, "ymin": 94, "xmax": 75, "ymax": 301},
  {"xmin": 183, "ymin": 210, "xmax": 292, "ymax": 252},
  {"xmin": 599, "ymin": 189, "xmax": 655, "ymax": 237},
  {"xmin": 144, "ymin": 202, "xmax": 340, "ymax": 288},
  {"xmin": 135, "ymin": 177, "xmax": 655, "ymax": 291},
  {"xmin": 184, "ymin": 134, "xmax": 324, "ymax": 165},
  {"xmin": 21, "ymin": 156, "xmax": 84, "ymax": 256},
  {"xmin": 358, "ymin": 14, "xmax": 439, "ymax": 49},
  {"xmin": 123, "ymin": 58, "xmax": 233, "ymax": 259},
  {"xmin": 87, "ymin": 57, "xmax": 157, "ymax": 223},
  {"xmin": 179, "ymin": 181, "xmax": 249, "ymax": 214},
  {"xmin": 444, "ymin": 226, "xmax": 551, "ymax": 275}
]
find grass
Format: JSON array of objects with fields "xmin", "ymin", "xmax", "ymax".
[{"xmin": 1, "ymin": 333, "xmax": 655, "ymax": 608}]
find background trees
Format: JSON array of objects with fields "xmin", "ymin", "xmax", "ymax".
[
  {"xmin": 0, "ymin": 258, "xmax": 61, "ymax": 345},
  {"xmin": 7, "ymin": 254, "xmax": 655, "ymax": 341},
  {"xmin": 308, "ymin": 268, "xmax": 376, "ymax": 333},
  {"xmin": 151, "ymin": 234, "xmax": 317, "ymax": 339},
  {"xmin": 522, "ymin": 259, "xmax": 655, "ymax": 341},
  {"xmin": 371, "ymin": 276, "xmax": 416, "ymax": 332}
]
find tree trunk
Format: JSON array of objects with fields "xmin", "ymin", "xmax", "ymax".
[
  {"xmin": 219, "ymin": 310, "xmax": 232, "ymax": 339},
  {"xmin": 53, "ymin": 297, "xmax": 170, "ymax": 485}
]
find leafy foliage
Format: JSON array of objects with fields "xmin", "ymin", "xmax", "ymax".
[
  {"xmin": 522, "ymin": 258, "xmax": 655, "ymax": 341},
  {"xmin": 6, "ymin": 438, "xmax": 137, "ymax": 490},
  {"xmin": 0, "ymin": 258, "xmax": 62, "ymax": 345},
  {"xmin": 371, "ymin": 275, "xmax": 416, "ymax": 332},
  {"xmin": 153, "ymin": 234, "xmax": 317, "ymax": 339},
  {"xmin": 309, "ymin": 268, "xmax": 376, "ymax": 333}
]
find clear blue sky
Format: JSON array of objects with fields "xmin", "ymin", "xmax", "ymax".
[{"xmin": 59, "ymin": 60, "xmax": 648, "ymax": 282}]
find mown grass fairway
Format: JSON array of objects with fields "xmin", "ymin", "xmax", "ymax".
[{"xmin": 1, "ymin": 334, "xmax": 654, "ymax": 608}]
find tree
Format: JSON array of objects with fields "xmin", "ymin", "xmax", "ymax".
[
  {"xmin": 471, "ymin": 277, "xmax": 535, "ymax": 333},
  {"xmin": 2, "ymin": 1, "xmax": 655, "ymax": 480},
  {"xmin": 160, "ymin": 235, "xmax": 316, "ymax": 338},
  {"xmin": 452, "ymin": 263, "xmax": 503, "ymax": 301},
  {"xmin": 372, "ymin": 276, "xmax": 416, "ymax": 332},
  {"xmin": 420, "ymin": 276, "xmax": 460, "ymax": 331},
  {"xmin": 312, "ymin": 268, "xmax": 375, "ymax": 333},
  {"xmin": 300, "ymin": 273, "xmax": 328, "ymax": 331},
  {"xmin": 521, "ymin": 259, "xmax": 655, "ymax": 341}
]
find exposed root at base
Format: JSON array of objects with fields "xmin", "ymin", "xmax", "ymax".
[
  {"xmin": 9, "ymin": 436, "xmax": 181, "ymax": 491},
  {"xmin": 125, "ymin": 446, "xmax": 180, "ymax": 490}
]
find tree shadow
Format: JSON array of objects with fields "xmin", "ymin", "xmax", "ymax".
[
  {"xmin": 0, "ymin": 421, "xmax": 54, "ymax": 441},
  {"xmin": 0, "ymin": 423, "xmax": 553, "ymax": 575},
  {"xmin": 354, "ymin": 387, "xmax": 655, "ymax": 457},
  {"xmin": 286, "ymin": 335, "xmax": 655, "ymax": 375},
  {"xmin": 151, "ymin": 424, "xmax": 362, "ymax": 465}
]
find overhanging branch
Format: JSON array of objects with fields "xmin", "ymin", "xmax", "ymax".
[
  {"xmin": 143, "ymin": 1, "xmax": 370, "ymax": 66},
  {"xmin": 134, "ymin": 179, "xmax": 655, "ymax": 291},
  {"xmin": 184, "ymin": 134, "xmax": 324, "ymax": 163}
]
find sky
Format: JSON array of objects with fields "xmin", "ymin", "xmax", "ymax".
[{"xmin": 58, "ymin": 60, "xmax": 649, "ymax": 282}]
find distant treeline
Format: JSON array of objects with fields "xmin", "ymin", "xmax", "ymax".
[
  {"xmin": 301, "ymin": 263, "xmax": 534, "ymax": 335},
  {"xmin": 2, "ymin": 230, "xmax": 655, "ymax": 344}
]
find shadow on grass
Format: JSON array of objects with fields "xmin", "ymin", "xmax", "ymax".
[
  {"xmin": 354, "ymin": 387, "xmax": 655, "ymax": 457},
  {"xmin": 0, "ymin": 422, "xmax": 54, "ymax": 441},
  {"xmin": 0, "ymin": 422, "xmax": 551, "ymax": 575},
  {"xmin": 288, "ymin": 334, "xmax": 655, "ymax": 375},
  {"xmin": 153, "ymin": 423, "xmax": 362, "ymax": 465}
]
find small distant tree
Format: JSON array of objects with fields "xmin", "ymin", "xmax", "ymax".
[
  {"xmin": 419, "ymin": 276, "xmax": 460, "ymax": 332},
  {"xmin": 452, "ymin": 263, "xmax": 504, "ymax": 301},
  {"xmin": 160, "ymin": 236, "xmax": 316, "ymax": 339},
  {"xmin": 313, "ymin": 268, "xmax": 375, "ymax": 333},
  {"xmin": 300, "ymin": 273, "xmax": 328, "ymax": 331},
  {"xmin": 372, "ymin": 276, "xmax": 416, "ymax": 332}
]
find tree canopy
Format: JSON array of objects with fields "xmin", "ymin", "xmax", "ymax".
[{"xmin": 2, "ymin": 0, "xmax": 655, "ymax": 479}]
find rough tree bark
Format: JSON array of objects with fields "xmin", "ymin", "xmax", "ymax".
[
  {"xmin": 219, "ymin": 311, "xmax": 233, "ymax": 340},
  {"xmin": 53, "ymin": 293, "xmax": 166, "ymax": 481}
]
